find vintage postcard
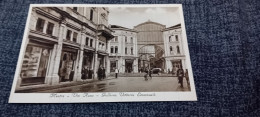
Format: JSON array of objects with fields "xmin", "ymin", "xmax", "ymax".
[{"xmin": 9, "ymin": 4, "xmax": 197, "ymax": 103}]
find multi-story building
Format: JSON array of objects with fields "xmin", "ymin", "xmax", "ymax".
[
  {"xmin": 17, "ymin": 7, "xmax": 113, "ymax": 87},
  {"xmin": 108, "ymin": 25, "xmax": 138, "ymax": 73},
  {"xmin": 163, "ymin": 24, "xmax": 186, "ymax": 73}
]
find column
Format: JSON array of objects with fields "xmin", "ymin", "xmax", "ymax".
[
  {"xmin": 105, "ymin": 55, "xmax": 109, "ymax": 76},
  {"xmin": 75, "ymin": 33, "xmax": 85, "ymax": 81},
  {"xmin": 93, "ymin": 52, "xmax": 98, "ymax": 79},
  {"xmin": 49, "ymin": 23, "xmax": 65, "ymax": 85},
  {"xmin": 133, "ymin": 58, "xmax": 138, "ymax": 73}
]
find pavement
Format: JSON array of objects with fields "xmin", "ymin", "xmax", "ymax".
[{"xmin": 17, "ymin": 76, "xmax": 191, "ymax": 93}]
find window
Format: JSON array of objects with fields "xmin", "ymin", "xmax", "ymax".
[
  {"xmin": 90, "ymin": 9, "xmax": 94, "ymax": 21},
  {"xmin": 177, "ymin": 46, "xmax": 180, "ymax": 54},
  {"xmin": 90, "ymin": 39, "xmax": 93, "ymax": 47},
  {"xmin": 125, "ymin": 36, "xmax": 127, "ymax": 43},
  {"xmin": 99, "ymin": 42, "xmax": 102, "ymax": 49},
  {"xmin": 169, "ymin": 36, "xmax": 171, "ymax": 42},
  {"xmin": 46, "ymin": 22, "xmax": 54, "ymax": 35},
  {"xmin": 102, "ymin": 44, "xmax": 105, "ymax": 49},
  {"xmin": 85, "ymin": 37, "xmax": 89, "ymax": 46},
  {"xmin": 170, "ymin": 46, "xmax": 173, "ymax": 52},
  {"xmin": 36, "ymin": 18, "xmax": 45, "ymax": 32},
  {"xmin": 66, "ymin": 30, "xmax": 72, "ymax": 40},
  {"xmin": 110, "ymin": 46, "xmax": 114, "ymax": 53},
  {"xmin": 73, "ymin": 32, "xmax": 78, "ymax": 42},
  {"xmin": 130, "ymin": 37, "xmax": 133, "ymax": 43},
  {"xmin": 114, "ymin": 36, "xmax": 118, "ymax": 42},
  {"xmin": 115, "ymin": 46, "xmax": 118, "ymax": 53},
  {"xmin": 73, "ymin": 7, "xmax": 78, "ymax": 11},
  {"xmin": 125, "ymin": 47, "xmax": 127, "ymax": 54},
  {"xmin": 131, "ymin": 47, "xmax": 133, "ymax": 55},
  {"xmin": 175, "ymin": 35, "xmax": 178, "ymax": 41}
]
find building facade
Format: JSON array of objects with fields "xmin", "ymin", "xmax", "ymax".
[
  {"xmin": 108, "ymin": 25, "xmax": 138, "ymax": 73},
  {"xmin": 163, "ymin": 24, "xmax": 186, "ymax": 74},
  {"xmin": 17, "ymin": 7, "xmax": 113, "ymax": 87}
]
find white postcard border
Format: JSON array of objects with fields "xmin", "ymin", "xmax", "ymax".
[{"xmin": 9, "ymin": 4, "xmax": 197, "ymax": 103}]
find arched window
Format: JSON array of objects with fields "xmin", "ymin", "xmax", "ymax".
[
  {"xmin": 110, "ymin": 46, "xmax": 114, "ymax": 53},
  {"xmin": 169, "ymin": 36, "xmax": 171, "ymax": 42},
  {"xmin": 90, "ymin": 39, "xmax": 93, "ymax": 47},
  {"xmin": 175, "ymin": 35, "xmax": 178, "ymax": 41},
  {"xmin": 177, "ymin": 46, "xmax": 180, "ymax": 54},
  {"xmin": 85, "ymin": 37, "xmax": 89, "ymax": 46},
  {"xmin": 125, "ymin": 47, "xmax": 127, "ymax": 54},
  {"xmin": 114, "ymin": 36, "xmax": 118, "ymax": 42},
  {"xmin": 130, "ymin": 37, "xmax": 133, "ymax": 43},
  {"xmin": 170, "ymin": 46, "xmax": 173, "ymax": 52},
  {"xmin": 125, "ymin": 36, "xmax": 127, "ymax": 43},
  {"xmin": 131, "ymin": 47, "xmax": 133, "ymax": 55},
  {"xmin": 115, "ymin": 46, "xmax": 118, "ymax": 53}
]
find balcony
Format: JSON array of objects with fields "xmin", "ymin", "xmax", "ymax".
[{"xmin": 97, "ymin": 24, "xmax": 114, "ymax": 40}]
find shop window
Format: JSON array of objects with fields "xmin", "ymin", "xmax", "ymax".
[
  {"xmin": 66, "ymin": 30, "xmax": 72, "ymax": 40},
  {"xmin": 90, "ymin": 39, "xmax": 93, "ymax": 47},
  {"xmin": 125, "ymin": 47, "xmax": 127, "ymax": 54},
  {"xmin": 131, "ymin": 47, "xmax": 133, "ymax": 55},
  {"xmin": 85, "ymin": 37, "xmax": 89, "ymax": 46},
  {"xmin": 177, "ymin": 46, "xmax": 180, "ymax": 54},
  {"xmin": 20, "ymin": 46, "xmax": 50, "ymax": 78},
  {"xmin": 115, "ymin": 46, "xmax": 118, "ymax": 53},
  {"xmin": 36, "ymin": 18, "xmax": 45, "ymax": 32},
  {"xmin": 90, "ymin": 9, "xmax": 94, "ymax": 21},
  {"xmin": 73, "ymin": 32, "xmax": 78, "ymax": 42},
  {"xmin": 46, "ymin": 22, "xmax": 54, "ymax": 35},
  {"xmin": 110, "ymin": 46, "xmax": 114, "ymax": 53},
  {"xmin": 175, "ymin": 35, "xmax": 179, "ymax": 41}
]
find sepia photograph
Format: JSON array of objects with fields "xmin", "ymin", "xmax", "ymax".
[{"xmin": 9, "ymin": 4, "xmax": 197, "ymax": 103}]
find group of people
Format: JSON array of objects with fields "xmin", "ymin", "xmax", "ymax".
[
  {"xmin": 81, "ymin": 66, "xmax": 93, "ymax": 81},
  {"xmin": 97, "ymin": 66, "xmax": 106, "ymax": 80},
  {"xmin": 176, "ymin": 66, "xmax": 190, "ymax": 88}
]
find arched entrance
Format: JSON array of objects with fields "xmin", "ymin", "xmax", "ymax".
[{"xmin": 138, "ymin": 44, "xmax": 165, "ymax": 72}]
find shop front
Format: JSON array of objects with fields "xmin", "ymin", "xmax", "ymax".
[
  {"xmin": 59, "ymin": 46, "xmax": 78, "ymax": 82},
  {"xmin": 82, "ymin": 51, "xmax": 94, "ymax": 79},
  {"xmin": 20, "ymin": 42, "xmax": 53, "ymax": 86},
  {"xmin": 125, "ymin": 59, "xmax": 134, "ymax": 73}
]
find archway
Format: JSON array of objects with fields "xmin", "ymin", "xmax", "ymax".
[{"xmin": 138, "ymin": 44, "xmax": 165, "ymax": 72}]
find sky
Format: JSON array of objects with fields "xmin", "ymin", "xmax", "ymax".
[{"xmin": 108, "ymin": 7, "xmax": 181, "ymax": 29}]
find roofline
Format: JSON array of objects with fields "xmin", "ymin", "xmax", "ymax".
[{"xmin": 134, "ymin": 21, "xmax": 166, "ymax": 29}]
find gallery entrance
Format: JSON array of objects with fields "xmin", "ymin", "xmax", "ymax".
[{"xmin": 138, "ymin": 44, "xmax": 165, "ymax": 72}]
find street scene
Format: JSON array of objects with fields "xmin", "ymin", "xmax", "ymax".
[{"xmin": 13, "ymin": 6, "xmax": 194, "ymax": 93}]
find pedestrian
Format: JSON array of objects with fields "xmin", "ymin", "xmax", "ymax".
[
  {"xmin": 102, "ymin": 67, "xmax": 106, "ymax": 79},
  {"xmin": 185, "ymin": 69, "xmax": 190, "ymax": 86},
  {"xmin": 149, "ymin": 69, "xmax": 152, "ymax": 79},
  {"xmin": 97, "ymin": 66, "xmax": 102, "ymax": 80},
  {"xmin": 88, "ymin": 68, "xmax": 93, "ymax": 79},
  {"xmin": 81, "ymin": 66, "xmax": 87, "ymax": 81},
  {"xmin": 177, "ymin": 66, "xmax": 184, "ymax": 88},
  {"xmin": 115, "ymin": 68, "xmax": 119, "ymax": 78}
]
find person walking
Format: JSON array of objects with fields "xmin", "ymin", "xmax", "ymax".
[
  {"xmin": 115, "ymin": 68, "xmax": 119, "ymax": 78},
  {"xmin": 102, "ymin": 67, "xmax": 106, "ymax": 79},
  {"xmin": 148, "ymin": 69, "xmax": 152, "ymax": 79},
  {"xmin": 177, "ymin": 66, "xmax": 184, "ymax": 88},
  {"xmin": 97, "ymin": 67, "xmax": 102, "ymax": 80},
  {"xmin": 185, "ymin": 69, "xmax": 190, "ymax": 87}
]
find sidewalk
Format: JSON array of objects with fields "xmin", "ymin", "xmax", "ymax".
[{"xmin": 15, "ymin": 77, "xmax": 115, "ymax": 93}]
